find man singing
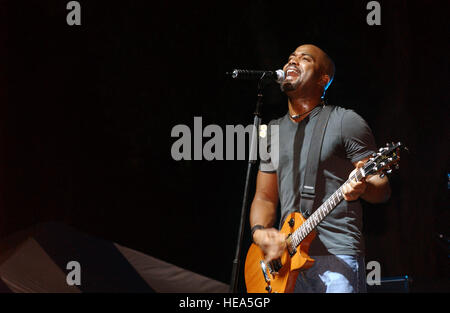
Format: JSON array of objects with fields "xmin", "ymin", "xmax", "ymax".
[{"xmin": 249, "ymin": 44, "xmax": 391, "ymax": 293}]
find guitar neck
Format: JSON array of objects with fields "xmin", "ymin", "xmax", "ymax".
[{"xmin": 290, "ymin": 167, "xmax": 365, "ymax": 249}]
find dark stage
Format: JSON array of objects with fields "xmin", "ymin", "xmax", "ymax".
[{"xmin": 0, "ymin": 0, "xmax": 448, "ymax": 294}]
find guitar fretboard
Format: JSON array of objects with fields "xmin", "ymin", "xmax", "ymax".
[{"xmin": 289, "ymin": 168, "xmax": 365, "ymax": 249}]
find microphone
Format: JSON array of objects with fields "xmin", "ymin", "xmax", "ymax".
[{"xmin": 227, "ymin": 69, "xmax": 285, "ymax": 84}]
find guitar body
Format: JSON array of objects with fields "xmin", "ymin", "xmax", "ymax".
[{"xmin": 244, "ymin": 212, "xmax": 316, "ymax": 293}]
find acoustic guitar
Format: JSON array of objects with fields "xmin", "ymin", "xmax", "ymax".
[{"xmin": 244, "ymin": 142, "xmax": 405, "ymax": 293}]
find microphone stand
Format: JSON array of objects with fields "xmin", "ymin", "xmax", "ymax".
[{"xmin": 229, "ymin": 74, "xmax": 268, "ymax": 293}]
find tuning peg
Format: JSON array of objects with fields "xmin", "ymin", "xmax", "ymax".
[
  {"xmin": 372, "ymin": 152, "xmax": 377, "ymax": 157},
  {"xmin": 386, "ymin": 142, "xmax": 391, "ymax": 147},
  {"xmin": 380, "ymin": 162, "xmax": 386, "ymax": 167},
  {"xmin": 386, "ymin": 169, "xmax": 392, "ymax": 174},
  {"xmin": 379, "ymin": 173, "xmax": 386, "ymax": 178},
  {"xmin": 373, "ymin": 166, "xmax": 378, "ymax": 172},
  {"xmin": 378, "ymin": 147, "xmax": 384, "ymax": 152},
  {"xmin": 388, "ymin": 157, "xmax": 393, "ymax": 162}
]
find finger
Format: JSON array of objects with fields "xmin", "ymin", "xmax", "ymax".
[
  {"xmin": 343, "ymin": 183, "xmax": 357, "ymax": 194},
  {"xmin": 342, "ymin": 185, "xmax": 355, "ymax": 200},
  {"xmin": 350, "ymin": 178, "xmax": 365, "ymax": 189},
  {"xmin": 265, "ymin": 253, "xmax": 275, "ymax": 264},
  {"xmin": 344, "ymin": 186, "xmax": 366, "ymax": 201},
  {"xmin": 346, "ymin": 181, "xmax": 364, "ymax": 192},
  {"xmin": 352, "ymin": 183, "xmax": 365, "ymax": 191},
  {"xmin": 277, "ymin": 233, "xmax": 286, "ymax": 242},
  {"xmin": 343, "ymin": 193, "xmax": 354, "ymax": 201},
  {"xmin": 342, "ymin": 184, "xmax": 349, "ymax": 196}
]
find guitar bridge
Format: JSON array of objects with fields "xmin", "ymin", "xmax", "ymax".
[{"xmin": 268, "ymin": 259, "xmax": 282, "ymax": 273}]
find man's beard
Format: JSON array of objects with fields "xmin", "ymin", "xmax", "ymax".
[{"xmin": 280, "ymin": 79, "xmax": 300, "ymax": 92}]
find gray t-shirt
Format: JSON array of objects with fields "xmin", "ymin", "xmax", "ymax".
[{"xmin": 259, "ymin": 105, "xmax": 376, "ymax": 256}]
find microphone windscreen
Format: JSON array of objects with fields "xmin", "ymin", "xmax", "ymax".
[{"xmin": 275, "ymin": 69, "xmax": 285, "ymax": 83}]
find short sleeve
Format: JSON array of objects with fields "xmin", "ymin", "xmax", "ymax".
[
  {"xmin": 341, "ymin": 110, "xmax": 377, "ymax": 163},
  {"xmin": 259, "ymin": 120, "xmax": 277, "ymax": 173}
]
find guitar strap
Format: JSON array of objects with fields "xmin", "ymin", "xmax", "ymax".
[{"xmin": 299, "ymin": 104, "xmax": 333, "ymax": 218}]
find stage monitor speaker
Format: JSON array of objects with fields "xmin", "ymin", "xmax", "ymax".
[{"xmin": 0, "ymin": 222, "xmax": 228, "ymax": 293}]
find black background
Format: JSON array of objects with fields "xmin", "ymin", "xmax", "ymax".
[{"xmin": 0, "ymin": 0, "xmax": 448, "ymax": 292}]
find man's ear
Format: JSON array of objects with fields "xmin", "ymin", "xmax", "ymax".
[{"xmin": 318, "ymin": 74, "xmax": 331, "ymax": 88}]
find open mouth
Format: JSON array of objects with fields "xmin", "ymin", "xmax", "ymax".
[{"xmin": 285, "ymin": 67, "xmax": 301, "ymax": 80}]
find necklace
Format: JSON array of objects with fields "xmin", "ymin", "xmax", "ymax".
[{"xmin": 290, "ymin": 101, "xmax": 325, "ymax": 120}]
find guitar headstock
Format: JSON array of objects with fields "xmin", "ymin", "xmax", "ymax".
[{"xmin": 363, "ymin": 142, "xmax": 405, "ymax": 178}]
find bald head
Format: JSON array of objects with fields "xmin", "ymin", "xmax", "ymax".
[{"xmin": 318, "ymin": 47, "xmax": 335, "ymax": 91}]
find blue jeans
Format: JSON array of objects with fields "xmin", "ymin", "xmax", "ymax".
[{"xmin": 294, "ymin": 255, "xmax": 367, "ymax": 293}]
